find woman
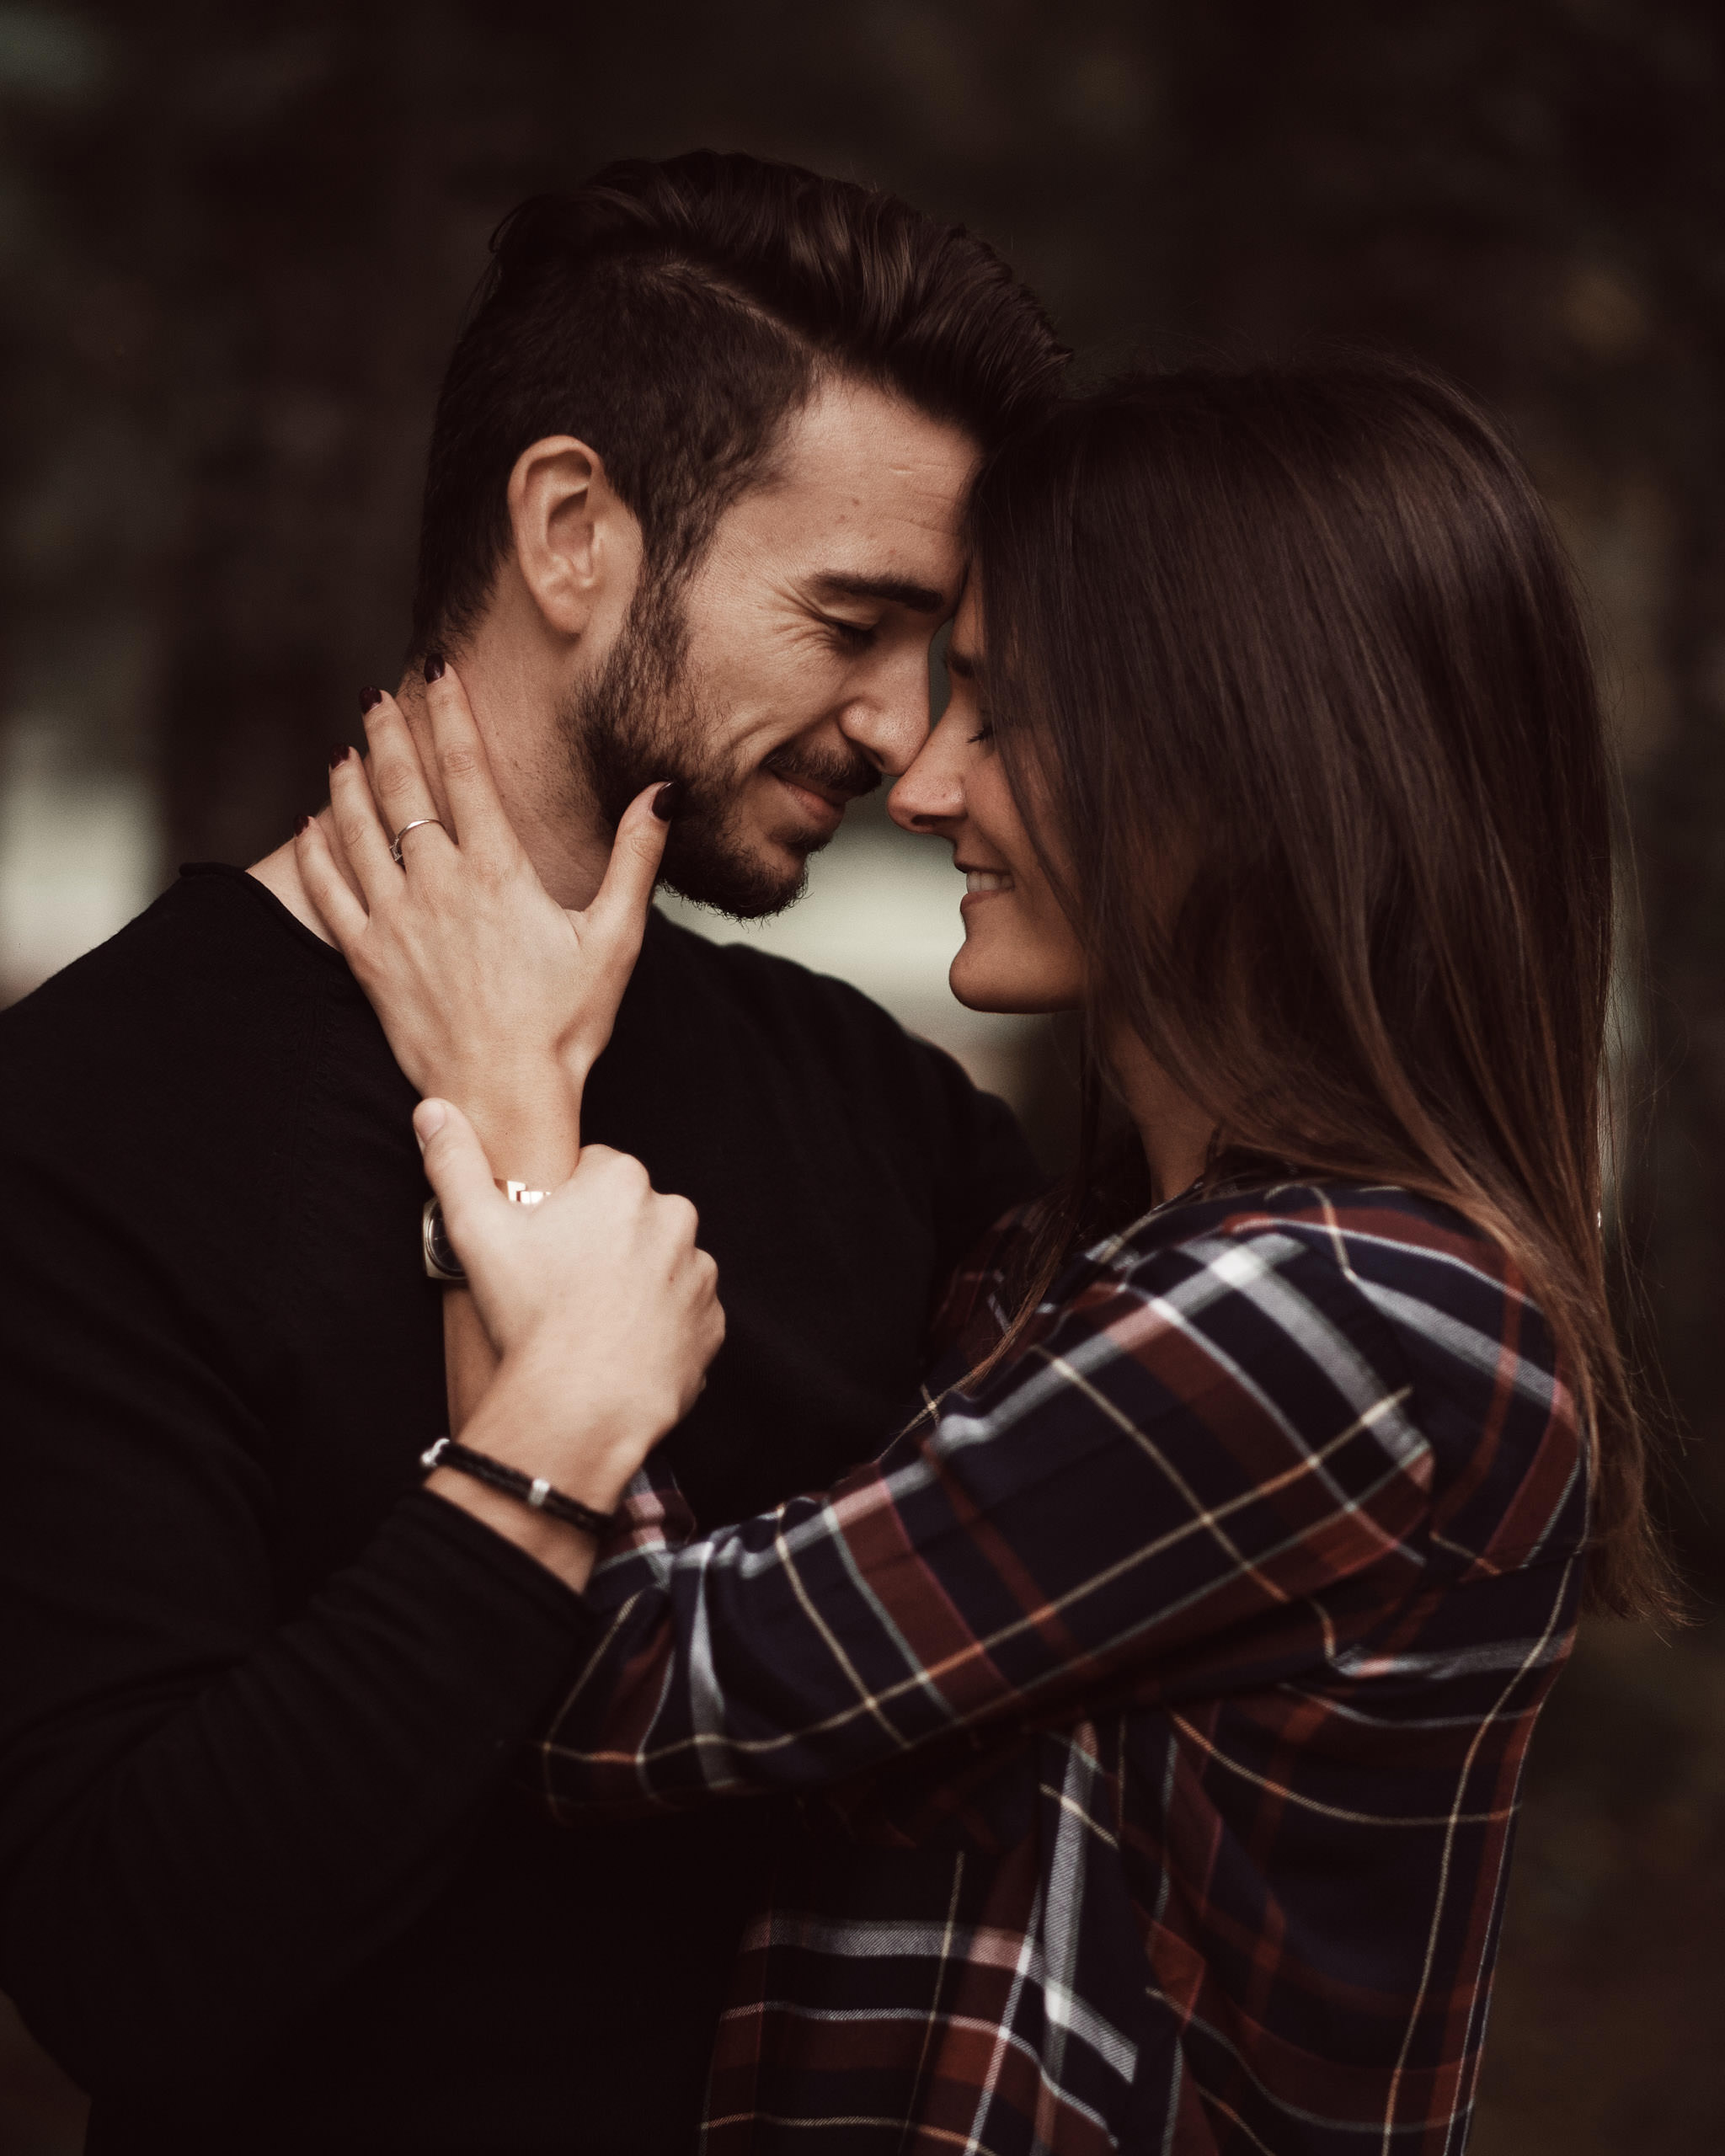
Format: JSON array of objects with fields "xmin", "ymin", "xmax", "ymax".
[{"xmin": 296, "ymin": 361, "xmax": 1672, "ymax": 2153}]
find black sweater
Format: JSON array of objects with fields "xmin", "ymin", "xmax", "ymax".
[{"xmin": 0, "ymin": 865, "xmax": 1036, "ymax": 2155}]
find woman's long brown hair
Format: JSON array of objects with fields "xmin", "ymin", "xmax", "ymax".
[{"xmin": 970, "ymin": 360, "xmax": 1678, "ymax": 1625}]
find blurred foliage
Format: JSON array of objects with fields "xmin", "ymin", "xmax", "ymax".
[{"xmin": 3, "ymin": 1, "xmax": 1723, "ymax": 2149}]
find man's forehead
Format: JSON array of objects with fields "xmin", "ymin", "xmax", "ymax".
[
  {"xmin": 727, "ymin": 383, "xmax": 975, "ymax": 607},
  {"xmin": 769, "ymin": 376, "xmax": 980, "ymax": 514}
]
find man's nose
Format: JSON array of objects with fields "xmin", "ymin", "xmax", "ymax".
[
  {"xmin": 839, "ymin": 647, "xmax": 939, "ymax": 777},
  {"xmin": 888, "ymin": 707, "xmax": 968, "ymax": 832}
]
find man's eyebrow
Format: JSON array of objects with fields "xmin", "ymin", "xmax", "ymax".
[{"xmin": 809, "ymin": 572, "xmax": 949, "ymax": 615}]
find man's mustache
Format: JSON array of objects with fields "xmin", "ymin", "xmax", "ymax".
[{"xmin": 761, "ymin": 742, "xmax": 881, "ymax": 807}]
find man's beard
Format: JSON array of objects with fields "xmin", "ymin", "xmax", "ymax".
[{"xmin": 563, "ymin": 568, "xmax": 879, "ymax": 920}]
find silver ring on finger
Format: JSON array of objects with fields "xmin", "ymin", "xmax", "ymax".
[{"xmin": 389, "ymin": 817, "xmax": 446, "ymax": 867}]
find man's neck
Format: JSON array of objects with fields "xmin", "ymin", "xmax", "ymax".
[
  {"xmin": 248, "ymin": 638, "xmax": 613, "ymax": 942},
  {"xmin": 414, "ymin": 629, "xmax": 615, "ymax": 910}
]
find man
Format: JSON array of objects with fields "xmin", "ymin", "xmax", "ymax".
[{"xmin": 0, "ymin": 154, "xmax": 1065, "ymax": 2153}]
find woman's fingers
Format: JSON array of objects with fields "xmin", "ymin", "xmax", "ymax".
[
  {"xmin": 414, "ymin": 1098, "xmax": 500, "ymax": 1253},
  {"xmin": 328, "ymin": 745, "xmax": 404, "ymax": 908},
  {"xmin": 424, "ymin": 663, "xmax": 517, "ymax": 869},
  {"xmin": 360, "ymin": 688, "xmax": 450, "ymax": 874},
  {"xmin": 294, "ymin": 810, "xmax": 371, "ymax": 953},
  {"xmin": 580, "ymin": 784, "xmax": 674, "ymax": 969}
]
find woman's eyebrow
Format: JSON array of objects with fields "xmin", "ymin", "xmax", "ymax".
[
  {"xmin": 809, "ymin": 571, "xmax": 949, "ymax": 614},
  {"xmin": 945, "ymin": 643, "xmax": 982, "ymax": 680}
]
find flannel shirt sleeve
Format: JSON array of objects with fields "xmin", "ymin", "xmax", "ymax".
[{"xmin": 538, "ymin": 1220, "xmax": 1435, "ymax": 1811}]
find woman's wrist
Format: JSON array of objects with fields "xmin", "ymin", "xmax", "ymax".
[
  {"xmin": 449, "ymin": 1062, "xmax": 584, "ymax": 1190},
  {"xmin": 453, "ymin": 1347, "xmax": 651, "ymax": 1524},
  {"xmin": 423, "ymin": 1350, "xmax": 644, "ymax": 1597}
]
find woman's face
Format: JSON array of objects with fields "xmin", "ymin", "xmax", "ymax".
[{"xmin": 888, "ymin": 587, "xmax": 1087, "ymax": 1014}]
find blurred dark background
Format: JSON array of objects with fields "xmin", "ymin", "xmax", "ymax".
[{"xmin": 3, "ymin": 1, "xmax": 1723, "ymax": 2148}]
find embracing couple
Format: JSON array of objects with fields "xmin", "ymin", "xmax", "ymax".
[{"xmin": 0, "ymin": 152, "xmax": 1671, "ymax": 2155}]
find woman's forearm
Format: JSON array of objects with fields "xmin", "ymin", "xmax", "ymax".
[
  {"xmin": 439, "ymin": 1065, "xmax": 583, "ymax": 1438},
  {"xmin": 536, "ymin": 1235, "xmax": 1434, "ymax": 1815}
]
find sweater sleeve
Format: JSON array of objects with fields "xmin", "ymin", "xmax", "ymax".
[
  {"xmin": 537, "ymin": 1219, "xmax": 1435, "ymax": 1814},
  {"xmin": 0, "ymin": 1132, "xmax": 601, "ymax": 2097}
]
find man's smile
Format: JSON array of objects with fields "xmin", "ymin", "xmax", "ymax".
[
  {"xmin": 770, "ymin": 771, "xmax": 850, "ymax": 836},
  {"xmin": 757, "ymin": 738, "xmax": 880, "ymax": 845}
]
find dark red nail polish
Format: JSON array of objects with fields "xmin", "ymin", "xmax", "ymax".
[
  {"xmin": 360, "ymin": 685, "xmax": 384, "ymax": 712},
  {"xmin": 423, "ymin": 651, "xmax": 446, "ymax": 683},
  {"xmin": 294, "ymin": 813, "xmax": 311, "ymax": 835},
  {"xmin": 328, "ymin": 744, "xmax": 350, "ymax": 769},
  {"xmin": 652, "ymin": 780, "xmax": 685, "ymax": 822}
]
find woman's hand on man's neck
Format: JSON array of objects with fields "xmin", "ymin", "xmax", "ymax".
[{"xmin": 247, "ymin": 655, "xmax": 615, "ymax": 942}]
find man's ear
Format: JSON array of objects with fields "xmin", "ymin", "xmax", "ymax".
[{"xmin": 506, "ymin": 436, "xmax": 643, "ymax": 638}]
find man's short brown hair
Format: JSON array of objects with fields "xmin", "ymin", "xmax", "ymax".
[{"xmin": 409, "ymin": 150, "xmax": 1068, "ymax": 657}]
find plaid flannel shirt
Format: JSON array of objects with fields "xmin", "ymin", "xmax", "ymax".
[{"xmin": 541, "ymin": 1182, "xmax": 1586, "ymax": 2153}]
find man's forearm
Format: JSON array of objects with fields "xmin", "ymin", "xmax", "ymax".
[{"xmin": 0, "ymin": 1493, "xmax": 595, "ymax": 2093}]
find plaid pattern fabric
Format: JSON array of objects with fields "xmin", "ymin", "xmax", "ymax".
[{"xmin": 541, "ymin": 1182, "xmax": 1586, "ymax": 2153}]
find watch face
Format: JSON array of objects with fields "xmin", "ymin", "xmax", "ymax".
[{"xmin": 421, "ymin": 1198, "xmax": 465, "ymax": 1282}]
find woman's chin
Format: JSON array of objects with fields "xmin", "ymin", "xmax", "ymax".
[{"xmin": 948, "ymin": 957, "xmax": 1071, "ymax": 1018}]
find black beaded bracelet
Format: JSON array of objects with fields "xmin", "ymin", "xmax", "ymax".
[{"xmin": 420, "ymin": 1436, "xmax": 617, "ymax": 1540}]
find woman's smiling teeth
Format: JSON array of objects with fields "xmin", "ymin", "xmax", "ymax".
[{"xmin": 965, "ymin": 870, "xmax": 1012, "ymax": 894}]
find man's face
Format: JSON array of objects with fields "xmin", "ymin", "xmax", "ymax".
[{"xmin": 569, "ymin": 376, "xmax": 980, "ymax": 916}]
